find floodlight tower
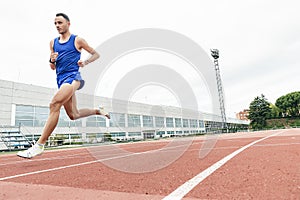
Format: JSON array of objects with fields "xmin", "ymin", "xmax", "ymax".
[{"xmin": 210, "ymin": 49, "xmax": 227, "ymax": 130}]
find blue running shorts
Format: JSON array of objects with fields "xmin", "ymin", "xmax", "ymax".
[{"xmin": 57, "ymin": 71, "xmax": 85, "ymax": 90}]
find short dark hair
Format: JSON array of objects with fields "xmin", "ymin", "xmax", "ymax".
[{"xmin": 56, "ymin": 13, "xmax": 70, "ymax": 22}]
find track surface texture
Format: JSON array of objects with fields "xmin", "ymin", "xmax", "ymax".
[{"xmin": 0, "ymin": 129, "xmax": 299, "ymax": 200}]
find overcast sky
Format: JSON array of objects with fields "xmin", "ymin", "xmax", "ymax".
[{"xmin": 1, "ymin": 0, "xmax": 299, "ymax": 118}]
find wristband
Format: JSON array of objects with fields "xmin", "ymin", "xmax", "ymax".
[
  {"xmin": 49, "ymin": 58, "xmax": 56, "ymax": 64},
  {"xmin": 84, "ymin": 59, "xmax": 90, "ymax": 65}
]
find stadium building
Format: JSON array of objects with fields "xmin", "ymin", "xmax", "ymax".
[{"xmin": 0, "ymin": 79, "xmax": 249, "ymax": 150}]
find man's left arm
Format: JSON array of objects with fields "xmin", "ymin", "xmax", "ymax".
[{"xmin": 76, "ymin": 37, "xmax": 100, "ymax": 67}]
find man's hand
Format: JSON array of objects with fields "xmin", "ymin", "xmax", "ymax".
[
  {"xmin": 49, "ymin": 52, "xmax": 58, "ymax": 70},
  {"xmin": 77, "ymin": 60, "xmax": 85, "ymax": 68},
  {"xmin": 50, "ymin": 52, "xmax": 58, "ymax": 63},
  {"xmin": 50, "ymin": 64, "xmax": 56, "ymax": 70}
]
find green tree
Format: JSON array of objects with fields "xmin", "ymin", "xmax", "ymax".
[
  {"xmin": 248, "ymin": 94, "xmax": 271, "ymax": 129},
  {"xmin": 275, "ymin": 91, "xmax": 300, "ymax": 117},
  {"xmin": 269, "ymin": 103, "xmax": 281, "ymax": 119}
]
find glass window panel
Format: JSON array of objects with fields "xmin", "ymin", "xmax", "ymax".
[
  {"xmin": 143, "ymin": 115, "xmax": 153, "ymax": 127},
  {"xmin": 15, "ymin": 105, "xmax": 35, "ymax": 127},
  {"xmin": 15, "ymin": 115, "xmax": 34, "ymax": 120},
  {"xmin": 16, "ymin": 105, "xmax": 34, "ymax": 113},
  {"xmin": 57, "ymin": 109, "xmax": 70, "ymax": 127},
  {"xmin": 35, "ymin": 113, "xmax": 48, "ymax": 127},
  {"xmin": 97, "ymin": 120, "xmax": 106, "ymax": 127},
  {"xmin": 35, "ymin": 106, "xmax": 49, "ymax": 114},
  {"xmin": 157, "ymin": 131, "xmax": 165, "ymax": 135},
  {"xmin": 128, "ymin": 114, "xmax": 141, "ymax": 127},
  {"xmin": 128, "ymin": 132, "xmax": 142, "ymax": 136},
  {"xmin": 69, "ymin": 120, "xmax": 81, "ymax": 127},
  {"xmin": 57, "ymin": 120, "xmax": 69, "ymax": 127},
  {"xmin": 182, "ymin": 119, "xmax": 189, "ymax": 128},
  {"xmin": 175, "ymin": 118, "xmax": 182, "ymax": 127},
  {"xmin": 111, "ymin": 132, "xmax": 126, "ymax": 137},
  {"xmin": 110, "ymin": 113, "xmax": 125, "ymax": 127},
  {"xmin": 199, "ymin": 120, "xmax": 204, "ymax": 128},
  {"xmin": 166, "ymin": 117, "xmax": 174, "ymax": 128},
  {"xmin": 15, "ymin": 119, "xmax": 33, "ymax": 127},
  {"xmin": 86, "ymin": 116, "xmax": 106, "ymax": 127},
  {"xmin": 155, "ymin": 117, "xmax": 164, "ymax": 128},
  {"xmin": 190, "ymin": 119, "xmax": 198, "ymax": 128}
]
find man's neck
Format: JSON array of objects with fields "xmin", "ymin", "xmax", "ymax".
[{"xmin": 59, "ymin": 32, "xmax": 71, "ymax": 42}]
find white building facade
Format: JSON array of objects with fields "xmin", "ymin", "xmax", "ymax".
[{"xmin": 0, "ymin": 79, "xmax": 248, "ymax": 148}]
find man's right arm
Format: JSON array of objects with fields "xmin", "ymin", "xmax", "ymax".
[{"xmin": 49, "ymin": 40, "xmax": 57, "ymax": 70}]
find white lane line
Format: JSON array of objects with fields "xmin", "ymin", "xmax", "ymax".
[
  {"xmin": 0, "ymin": 139, "xmax": 193, "ymax": 181},
  {"xmin": 0, "ymin": 138, "xmax": 197, "ymax": 166},
  {"xmin": 0, "ymin": 152, "xmax": 135, "ymax": 181},
  {"xmin": 163, "ymin": 130, "xmax": 286, "ymax": 200}
]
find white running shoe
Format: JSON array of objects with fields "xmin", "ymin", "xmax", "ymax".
[
  {"xmin": 99, "ymin": 106, "xmax": 110, "ymax": 119},
  {"xmin": 17, "ymin": 144, "xmax": 44, "ymax": 159}
]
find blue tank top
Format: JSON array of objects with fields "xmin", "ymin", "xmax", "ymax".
[{"xmin": 53, "ymin": 34, "xmax": 81, "ymax": 77}]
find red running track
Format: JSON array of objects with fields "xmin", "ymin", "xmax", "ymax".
[{"xmin": 0, "ymin": 129, "xmax": 299, "ymax": 199}]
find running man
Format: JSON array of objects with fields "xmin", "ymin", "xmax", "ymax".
[{"xmin": 17, "ymin": 13, "xmax": 110, "ymax": 158}]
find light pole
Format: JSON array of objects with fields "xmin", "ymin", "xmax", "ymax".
[{"xmin": 210, "ymin": 49, "xmax": 227, "ymax": 131}]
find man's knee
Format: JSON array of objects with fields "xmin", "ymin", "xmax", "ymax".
[
  {"xmin": 66, "ymin": 108, "xmax": 79, "ymax": 120},
  {"xmin": 49, "ymin": 99, "xmax": 63, "ymax": 111},
  {"xmin": 68, "ymin": 113, "xmax": 76, "ymax": 120}
]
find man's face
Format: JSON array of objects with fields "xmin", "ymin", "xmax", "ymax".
[{"xmin": 54, "ymin": 16, "xmax": 70, "ymax": 34}]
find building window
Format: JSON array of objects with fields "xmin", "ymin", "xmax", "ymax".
[
  {"xmin": 176, "ymin": 131, "xmax": 183, "ymax": 135},
  {"xmin": 155, "ymin": 116, "xmax": 164, "ymax": 128},
  {"xmin": 167, "ymin": 131, "xmax": 174, "ymax": 135},
  {"xmin": 128, "ymin": 114, "xmax": 141, "ymax": 127},
  {"xmin": 57, "ymin": 109, "xmax": 71, "ymax": 127},
  {"xmin": 182, "ymin": 119, "xmax": 189, "ymax": 128},
  {"xmin": 128, "ymin": 132, "xmax": 142, "ymax": 137},
  {"xmin": 15, "ymin": 104, "xmax": 84, "ymax": 127},
  {"xmin": 34, "ymin": 106, "xmax": 49, "ymax": 127},
  {"xmin": 190, "ymin": 119, "xmax": 198, "ymax": 128},
  {"xmin": 175, "ymin": 118, "xmax": 182, "ymax": 128},
  {"xmin": 110, "ymin": 132, "xmax": 126, "ymax": 137},
  {"xmin": 86, "ymin": 116, "xmax": 106, "ymax": 127},
  {"xmin": 109, "ymin": 113, "xmax": 126, "ymax": 127},
  {"xmin": 57, "ymin": 109, "xmax": 81, "ymax": 127},
  {"xmin": 166, "ymin": 117, "xmax": 174, "ymax": 128},
  {"xmin": 198, "ymin": 120, "xmax": 204, "ymax": 128},
  {"xmin": 15, "ymin": 105, "xmax": 34, "ymax": 126},
  {"xmin": 157, "ymin": 131, "xmax": 165, "ymax": 136},
  {"xmin": 143, "ymin": 115, "xmax": 153, "ymax": 127}
]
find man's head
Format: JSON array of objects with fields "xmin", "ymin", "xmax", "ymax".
[{"xmin": 54, "ymin": 13, "xmax": 70, "ymax": 35}]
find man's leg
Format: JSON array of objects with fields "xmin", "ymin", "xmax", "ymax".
[
  {"xmin": 17, "ymin": 83, "xmax": 76, "ymax": 158},
  {"xmin": 64, "ymin": 81, "xmax": 110, "ymax": 120},
  {"xmin": 37, "ymin": 83, "xmax": 77, "ymax": 144},
  {"xmin": 63, "ymin": 92, "xmax": 98, "ymax": 120}
]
